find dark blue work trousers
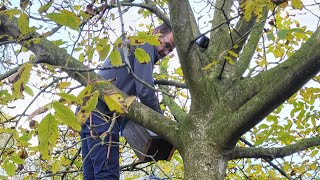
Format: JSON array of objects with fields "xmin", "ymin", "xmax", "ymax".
[{"xmin": 80, "ymin": 114, "xmax": 120, "ymax": 180}]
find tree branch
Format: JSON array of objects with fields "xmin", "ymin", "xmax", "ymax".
[
  {"xmin": 229, "ymin": 136, "xmax": 320, "ymax": 160},
  {"xmin": 208, "ymin": 0, "xmax": 233, "ymax": 59},
  {"xmin": 237, "ymin": 138, "xmax": 292, "ymax": 179},
  {"xmin": 0, "ymin": 66, "xmax": 19, "ymax": 81},
  {"xmin": 154, "ymin": 79, "xmax": 187, "ymax": 89},
  {"xmin": 235, "ymin": 11, "xmax": 267, "ymax": 77},
  {"xmin": 225, "ymin": 26, "xmax": 320, "ymax": 141}
]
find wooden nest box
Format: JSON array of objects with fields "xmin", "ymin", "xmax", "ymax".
[{"xmin": 122, "ymin": 120, "xmax": 175, "ymax": 162}]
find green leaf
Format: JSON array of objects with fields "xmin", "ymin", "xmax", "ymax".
[
  {"xmin": 266, "ymin": 32, "xmax": 275, "ymax": 41},
  {"xmin": 109, "ymin": 49, "xmax": 122, "ymax": 66},
  {"xmin": 259, "ymin": 124, "xmax": 269, "ymax": 129},
  {"xmin": 79, "ymin": 53, "xmax": 85, "ymax": 63},
  {"xmin": 134, "ymin": 48, "xmax": 151, "ymax": 64},
  {"xmin": 3, "ymin": 160, "xmax": 15, "ymax": 176},
  {"xmin": 81, "ymin": 91, "xmax": 99, "ymax": 113},
  {"xmin": 277, "ymin": 29, "xmax": 289, "ymax": 40},
  {"xmin": 11, "ymin": 63, "xmax": 32, "ymax": 100},
  {"xmin": 86, "ymin": 45, "xmax": 94, "ymax": 62},
  {"xmin": 58, "ymin": 81, "xmax": 71, "ymax": 89},
  {"xmin": 59, "ymin": 92, "xmax": 79, "ymax": 104},
  {"xmin": 18, "ymin": 13, "xmax": 29, "ymax": 35},
  {"xmin": 292, "ymin": 0, "xmax": 303, "ymax": 10},
  {"xmin": 52, "ymin": 160, "xmax": 60, "ymax": 173},
  {"xmin": 97, "ymin": 44, "xmax": 111, "ymax": 61},
  {"xmin": 38, "ymin": 0, "xmax": 53, "ymax": 14},
  {"xmin": 52, "ymin": 39, "xmax": 67, "ymax": 46},
  {"xmin": 46, "ymin": 10, "xmax": 80, "ymax": 31},
  {"xmin": 38, "ymin": 113, "xmax": 59, "ymax": 160},
  {"xmin": 53, "ymin": 102, "xmax": 81, "ymax": 131},
  {"xmin": 310, "ymin": 150, "xmax": 318, "ymax": 157},
  {"xmin": 3, "ymin": 8, "xmax": 21, "ymax": 19},
  {"xmin": 24, "ymin": 85, "xmax": 34, "ymax": 96},
  {"xmin": 114, "ymin": 37, "xmax": 123, "ymax": 48},
  {"xmin": 128, "ymin": 32, "xmax": 160, "ymax": 46},
  {"xmin": 104, "ymin": 91, "xmax": 126, "ymax": 115},
  {"xmin": 77, "ymin": 85, "xmax": 92, "ymax": 102},
  {"xmin": 11, "ymin": 156, "xmax": 24, "ymax": 164}
]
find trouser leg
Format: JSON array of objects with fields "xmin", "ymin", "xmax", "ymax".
[
  {"xmin": 80, "ymin": 133, "xmax": 95, "ymax": 180},
  {"xmin": 81, "ymin": 124, "xmax": 120, "ymax": 180}
]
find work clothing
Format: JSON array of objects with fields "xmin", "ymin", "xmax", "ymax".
[{"xmin": 81, "ymin": 43, "xmax": 161, "ymax": 179}]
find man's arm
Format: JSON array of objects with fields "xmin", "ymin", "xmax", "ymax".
[{"xmin": 133, "ymin": 43, "xmax": 162, "ymax": 113}]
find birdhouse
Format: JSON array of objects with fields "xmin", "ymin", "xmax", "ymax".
[{"xmin": 122, "ymin": 120, "xmax": 175, "ymax": 162}]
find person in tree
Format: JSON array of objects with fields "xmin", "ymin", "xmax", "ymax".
[{"xmin": 80, "ymin": 23, "xmax": 175, "ymax": 180}]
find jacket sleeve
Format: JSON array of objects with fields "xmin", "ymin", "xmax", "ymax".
[{"xmin": 133, "ymin": 44, "xmax": 162, "ymax": 113}]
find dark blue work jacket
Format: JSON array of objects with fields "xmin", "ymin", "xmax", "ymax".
[{"xmin": 81, "ymin": 43, "xmax": 162, "ymax": 134}]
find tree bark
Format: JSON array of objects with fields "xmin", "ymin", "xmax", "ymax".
[{"xmin": 182, "ymin": 142, "xmax": 228, "ymax": 180}]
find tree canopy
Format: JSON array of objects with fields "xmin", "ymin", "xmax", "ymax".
[{"xmin": 0, "ymin": 0, "xmax": 320, "ymax": 179}]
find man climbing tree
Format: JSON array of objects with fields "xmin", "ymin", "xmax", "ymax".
[{"xmin": 0, "ymin": 0, "xmax": 319, "ymax": 179}]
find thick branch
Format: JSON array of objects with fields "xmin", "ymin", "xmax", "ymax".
[
  {"xmin": 161, "ymin": 88, "xmax": 188, "ymax": 123},
  {"xmin": 229, "ymin": 136, "xmax": 320, "ymax": 159},
  {"xmin": 225, "ymin": 26, "xmax": 320, "ymax": 141},
  {"xmin": 208, "ymin": 0, "xmax": 233, "ymax": 60},
  {"xmin": 0, "ymin": 13, "xmax": 180, "ymax": 146},
  {"xmin": 235, "ymin": 13, "xmax": 266, "ymax": 77},
  {"xmin": 168, "ymin": 0, "xmax": 201, "ymax": 88},
  {"xmin": 238, "ymin": 138, "xmax": 292, "ymax": 179}
]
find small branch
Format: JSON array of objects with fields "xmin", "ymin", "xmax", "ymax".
[
  {"xmin": 0, "ymin": 78, "xmax": 60, "ymax": 157},
  {"xmin": 58, "ymin": 63, "xmax": 126, "ymax": 72},
  {"xmin": 61, "ymin": 147, "xmax": 81, "ymax": 180},
  {"xmin": 154, "ymin": 79, "xmax": 187, "ymax": 89},
  {"xmin": 0, "ymin": 66, "xmax": 20, "ymax": 81},
  {"xmin": 131, "ymin": 72, "xmax": 173, "ymax": 97}
]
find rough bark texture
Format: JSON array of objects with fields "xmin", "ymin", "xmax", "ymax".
[{"xmin": 1, "ymin": 0, "xmax": 320, "ymax": 179}]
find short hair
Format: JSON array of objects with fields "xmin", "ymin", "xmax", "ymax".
[{"xmin": 154, "ymin": 23, "xmax": 172, "ymax": 35}]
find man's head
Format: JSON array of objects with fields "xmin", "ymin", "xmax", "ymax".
[{"xmin": 152, "ymin": 23, "xmax": 175, "ymax": 59}]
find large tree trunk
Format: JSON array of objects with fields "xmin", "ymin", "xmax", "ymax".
[
  {"xmin": 182, "ymin": 143, "xmax": 228, "ymax": 180},
  {"xmin": 179, "ymin": 115, "xmax": 229, "ymax": 180}
]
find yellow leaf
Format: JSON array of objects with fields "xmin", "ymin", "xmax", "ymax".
[
  {"xmin": 104, "ymin": 91, "xmax": 127, "ymax": 115},
  {"xmin": 224, "ymin": 56, "xmax": 235, "ymax": 65},
  {"xmin": 310, "ymin": 150, "xmax": 318, "ymax": 157},
  {"xmin": 228, "ymin": 50, "xmax": 238, "ymax": 58},
  {"xmin": 58, "ymin": 81, "xmax": 71, "ymax": 89},
  {"xmin": 18, "ymin": 13, "xmax": 29, "ymax": 35},
  {"xmin": 134, "ymin": 48, "xmax": 151, "ymax": 64},
  {"xmin": 76, "ymin": 111, "xmax": 90, "ymax": 124},
  {"xmin": 202, "ymin": 61, "xmax": 218, "ymax": 70},
  {"xmin": 292, "ymin": 0, "xmax": 303, "ymax": 10},
  {"xmin": 109, "ymin": 49, "xmax": 123, "ymax": 66},
  {"xmin": 52, "ymin": 160, "xmax": 60, "ymax": 173}
]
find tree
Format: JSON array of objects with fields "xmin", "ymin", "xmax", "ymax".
[{"xmin": 0, "ymin": 0, "xmax": 320, "ymax": 179}]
